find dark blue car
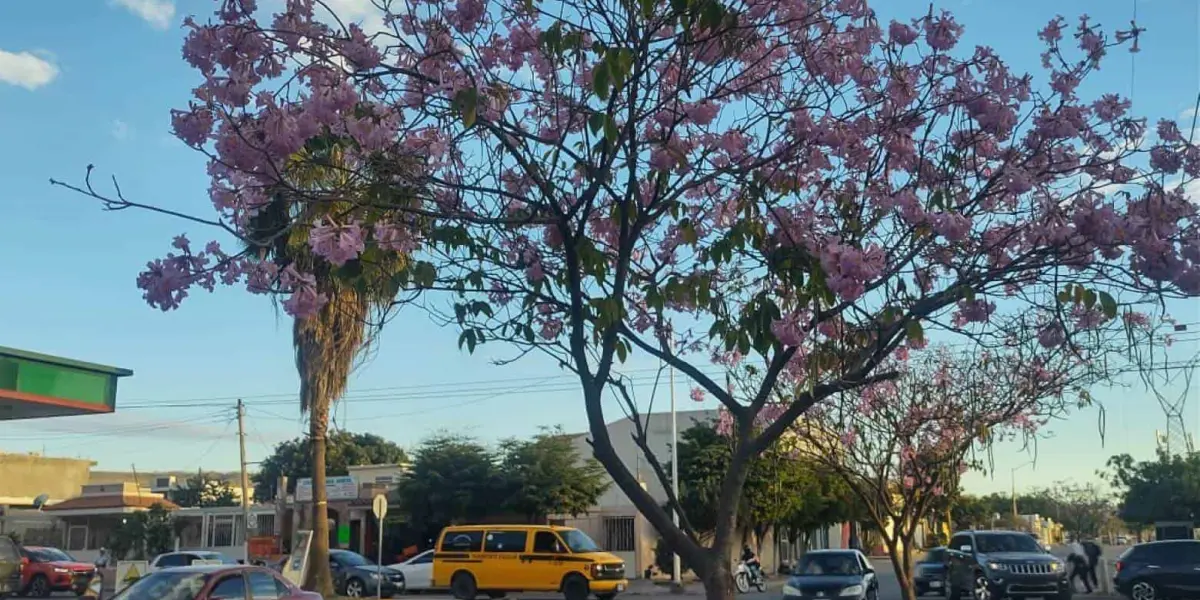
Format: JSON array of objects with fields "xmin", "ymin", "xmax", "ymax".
[
  {"xmin": 783, "ymin": 550, "xmax": 878, "ymax": 600},
  {"xmin": 1113, "ymin": 540, "xmax": 1200, "ymax": 600},
  {"xmin": 914, "ymin": 547, "xmax": 947, "ymax": 596}
]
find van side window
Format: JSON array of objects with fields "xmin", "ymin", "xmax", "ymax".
[
  {"xmin": 949, "ymin": 535, "xmax": 971, "ymax": 552},
  {"xmin": 484, "ymin": 531, "xmax": 529, "ymax": 553},
  {"xmin": 533, "ymin": 531, "xmax": 565, "ymax": 553},
  {"xmin": 441, "ymin": 531, "xmax": 484, "ymax": 552}
]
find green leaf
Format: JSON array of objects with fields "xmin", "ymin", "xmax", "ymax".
[
  {"xmin": 905, "ymin": 320, "xmax": 925, "ymax": 345},
  {"xmin": 454, "ymin": 88, "xmax": 479, "ymax": 128},
  {"xmin": 588, "ymin": 113, "xmax": 605, "ymax": 135},
  {"xmin": 593, "ymin": 62, "xmax": 612, "ymax": 101},
  {"xmin": 1098, "ymin": 291, "xmax": 1118, "ymax": 319},
  {"xmin": 1083, "ymin": 288, "xmax": 1097, "ymax": 310},
  {"xmin": 615, "ymin": 340, "xmax": 628, "ymax": 363},
  {"xmin": 1056, "ymin": 288, "xmax": 1071, "ymax": 304},
  {"xmin": 639, "ymin": 0, "xmax": 655, "ymax": 19},
  {"xmin": 604, "ymin": 117, "xmax": 620, "ymax": 144}
]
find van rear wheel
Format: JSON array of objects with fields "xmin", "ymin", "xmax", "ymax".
[
  {"xmin": 562, "ymin": 574, "xmax": 589, "ymax": 600},
  {"xmin": 451, "ymin": 572, "xmax": 478, "ymax": 600}
]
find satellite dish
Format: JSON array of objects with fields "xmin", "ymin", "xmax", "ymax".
[{"xmin": 32, "ymin": 494, "xmax": 49, "ymax": 510}]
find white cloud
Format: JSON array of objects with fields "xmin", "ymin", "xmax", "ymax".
[
  {"xmin": 112, "ymin": 120, "xmax": 132, "ymax": 140},
  {"xmin": 111, "ymin": 0, "xmax": 176, "ymax": 30},
  {"xmin": 0, "ymin": 49, "xmax": 58, "ymax": 90}
]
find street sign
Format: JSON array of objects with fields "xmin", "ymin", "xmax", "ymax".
[
  {"xmin": 281, "ymin": 530, "xmax": 313, "ymax": 587},
  {"xmin": 372, "ymin": 494, "xmax": 388, "ymax": 521},
  {"xmin": 115, "ymin": 561, "xmax": 149, "ymax": 593},
  {"xmin": 373, "ymin": 493, "xmax": 388, "ymax": 599}
]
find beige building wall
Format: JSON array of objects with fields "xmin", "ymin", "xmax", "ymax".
[{"xmin": 0, "ymin": 453, "xmax": 95, "ymax": 506}]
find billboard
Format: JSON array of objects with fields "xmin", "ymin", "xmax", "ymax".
[{"xmin": 295, "ymin": 475, "xmax": 358, "ymax": 502}]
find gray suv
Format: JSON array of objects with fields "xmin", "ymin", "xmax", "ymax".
[{"xmin": 944, "ymin": 531, "xmax": 1070, "ymax": 600}]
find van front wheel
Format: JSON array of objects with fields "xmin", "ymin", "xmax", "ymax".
[
  {"xmin": 451, "ymin": 572, "xmax": 478, "ymax": 600},
  {"xmin": 562, "ymin": 574, "xmax": 590, "ymax": 600}
]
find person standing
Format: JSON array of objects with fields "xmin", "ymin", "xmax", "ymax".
[
  {"xmin": 1082, "ymin": 540, "xmax": 1102, "ymax": 590},
  {"xmin": 1067, "ymin": 540, "xmax": 1092, "ymax": 593}
]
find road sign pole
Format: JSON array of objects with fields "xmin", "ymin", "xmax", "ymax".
[{"xmin": 372, "ymin": 494, "xmax": 388, "ymax": 600}]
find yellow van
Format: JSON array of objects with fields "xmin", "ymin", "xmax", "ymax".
[{"xmin": 433, "ymin": 525, "xmax": 628, "ymax": 600}]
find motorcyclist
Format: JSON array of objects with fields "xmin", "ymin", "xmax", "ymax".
[{"xmin": 741, "ymin": 544, "xmax": 762, "ymax": 580}]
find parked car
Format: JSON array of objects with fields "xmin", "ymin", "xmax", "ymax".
[
  {"xmin": 389, "ymin": 549, "xmax": 435, "ymax": 592},
  {"xmin": 914, "ymin": 547, "xmax": 946, "ymax": 596},
  {"xmin": 1113, "ymin": 539, "xmax": 1200, "ymax": 600},
  {"xmin": 782, "ymin": 549, "xmax": 878, "ymax": 600},
  {"xmin": 106, "ymin": 564, "xmax": 319, "ymax": 600},
  {"xmin": 150, "ymin": 551, "xmax": 238, "ymax": 570},
  {"xmin": 329, "ymin": 549, "xmax": 405, "ymax": 598},
  {"xmin": 0, "ymin": 536, "xmax": 22, "ymax": 598},
  {"xmin": 944, "ymin": 530, "xmax": 1070, "ymax": 600},
  {"xmin": 431, "ymin": 524, "xmax": 627, "ymax": 600},
  {"xmin": 18, "ymin": 546, "xmax": 95, "ymax": 597}
]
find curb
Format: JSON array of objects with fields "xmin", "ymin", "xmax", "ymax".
[{"xmin": 624, "ymin": 580, "xmax": 784, "ymax": 596}]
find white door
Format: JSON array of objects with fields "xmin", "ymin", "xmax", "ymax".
[{"xmin": 404, "ymin": 550, "xmax": 434, "ymax": 589}]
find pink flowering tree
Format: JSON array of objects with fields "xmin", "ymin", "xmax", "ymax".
[
  {"xmin": 791, "ymin": 345, "xmax": 1099, "ymax": 600},
  {"xmin": 50, "ymin": 0, "xmax": 1200, "ymax": 597}
]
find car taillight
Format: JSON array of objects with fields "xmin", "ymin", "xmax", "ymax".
[
  {"xmin": 1114, "ymin": 561, "xmax": 1123, "ymax": 573},
  {"xmin": 19, "ymin": 557, "xmax": 28, "ymax": 575}
]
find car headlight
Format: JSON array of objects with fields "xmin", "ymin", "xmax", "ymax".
[
  {"xmin": 841, "ymin": 584, "xmax": 864, "ymax": 596},
  {"xmin": 54, "ymin": 568, "xmax": 70, "ymax": 574},
  {"xmin": 783, "ymin": 584, "xmax": 802, "ymax": 596},
  {"xmin": 986, "ymin": 562, "xmax": 1009, "ymax": 571},
  {"xmin": 367, "ymin": 572, "xmax": 381, "ymax": 579},
  {"xmin": 1049, "ymin": 562, "xmax": 1063, "ymax": 572}
]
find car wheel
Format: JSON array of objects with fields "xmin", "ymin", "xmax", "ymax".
[
  {"xmin": 345, "ymin": 577, "xmax": 367, "ymax": 598},
  {"xmin": 971, "ymin": 573, "xmax": 992, "ymax": 600},
  {"xmin": 562, "ymin": 574, "xmax": 590, "ymax": 600},
  {"xmin": 486, "ymin": 593, "xmax": 506, "ymax": 599},
  {"xmin": 28, "ymin": 576, "xmax": 49, "ymax": 599},
  {"xmin": 1130, "ymin": 579, "xmax": 1157, "ymax": 600},
  {"xmin": 451, "ymin": 572, "xmax": 478, "ymax": 600}
]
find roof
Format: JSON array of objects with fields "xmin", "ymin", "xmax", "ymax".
[
  {"xmin": 43, "ymin": 495, "xmax": 180, "ymax": 512},
  {"xmin": 0, "ymin": 346, "xmax": 132, "ymax": 377}
]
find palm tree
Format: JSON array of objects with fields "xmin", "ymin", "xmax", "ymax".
[{"xmin": 249, "ymin": 136, "xmax": 416, "ymax": 596}]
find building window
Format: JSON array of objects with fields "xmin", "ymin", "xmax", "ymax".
[
  {"xmin": 208, "ymin": 515, "xmax": 236, "ymax": 547},
  {"xmin": 602, "ymin": 516, "xmax": 635, "ymax": 552},
  {"xmin": 255, "ymin": 513, "xmax": 276, "ymax": 536},
  {"xmin": 66, "ymin": 526, "xmax": 87, "ymax": 551}
]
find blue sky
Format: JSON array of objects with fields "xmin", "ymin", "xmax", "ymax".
[{"xmin": 0, "ymin": 0, "xmax": 1196, "ymax": 496}]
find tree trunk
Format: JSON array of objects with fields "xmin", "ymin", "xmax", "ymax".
[
  {"xmin": 886, "ymin": 536, "xmax": 918, "ymax": 600},
  {"xmin": 701, "ymin": 556, "xmax": 736, "ymax": 600},
  {"xmin": 303, "ymin": 404, "xmax": 336, "ymax": 597}
]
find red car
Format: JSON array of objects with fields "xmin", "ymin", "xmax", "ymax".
[
  {"xmin": 19, "ymin": 546, "xmax": 94, "ymax": 597},
  {"xmin": 109, "ymin": 564, "xmax": 321, "ymax": 600}
]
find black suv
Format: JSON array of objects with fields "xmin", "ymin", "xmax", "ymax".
[
  {"xmin": 944, "ymin": 530, "xmax": 1070, "ymax": 600},
  {"xmin": 1112, "ymin": 539, "xmax": 1200, "ymax": 600}
]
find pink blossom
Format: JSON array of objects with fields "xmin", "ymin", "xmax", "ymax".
[
  {"xmin": 309, "ymin": 219, "xmax": 366, "ymax": 266},
  {"xmin": 690, "ymin": 387, "xmax": 705, "ymax": 402}
]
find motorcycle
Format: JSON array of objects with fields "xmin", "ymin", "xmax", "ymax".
[{"xmin": 734, "ymin": 560, "xmax": 766, "ymax": 593}]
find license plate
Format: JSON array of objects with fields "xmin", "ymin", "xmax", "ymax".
[
  {"xmin": 617, "ymin": 585, "xmax": 625, "ymax": 592},
  {"xmin": 815, "ymin": 592, "xmax": 824, "ymax": 597},
  {"xmin": 931, "ymin": 582, "xmax": 943, "ymax": 588}
]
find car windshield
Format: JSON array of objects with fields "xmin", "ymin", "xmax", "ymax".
[
  {"xmin": 921, "ymin": 549, "xmax": 945, "ymax": 563},
  {"xmin": 30, "ymin": 548, "xmax": 75, "ymax": 562},
  {"xmin": 335, "ymin": 551, "xmax": 375, "ymax": 567},
  {"xmin": 795, "ymin": 554, "xmax": 861, "ymax": 576},
  {"xmin": 975, "ymin": 534, "xmax": 1043, "ymax": 554},
  {"xmin": 560, "ymin": 529, "xmax": 601, "ymax": 553},
  {"xmin": 109, "ymin": 571, "xmax": 207, "ymax": 600}
]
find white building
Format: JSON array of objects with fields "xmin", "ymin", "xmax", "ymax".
[{"xmin": 555, "ymin": 409, "xmax": 847, "ymax": 579}]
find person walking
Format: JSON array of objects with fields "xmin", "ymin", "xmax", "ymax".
[
  {"xmin": 1082, "ymin": 540, "xmax": 1102, "ymax": 590},
  {"xmin": 1067, "ymin": 539, "xmax": 1092, "ymax": 593}
]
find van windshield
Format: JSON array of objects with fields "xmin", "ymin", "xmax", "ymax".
[{"xmin": 560, "ymin": 529, "xmax": 601, "ymax": 553}]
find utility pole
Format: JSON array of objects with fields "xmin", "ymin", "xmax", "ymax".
[
  {"xmin": 237, "ymin": 399, "xmax": 251, "ymax": 564},
  {"xmin": 669, "ymin": 347, "xmax": 680, "ymax": 584}
]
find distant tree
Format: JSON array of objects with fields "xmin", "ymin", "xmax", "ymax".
[
  {"xmin": 108, "ymin": 503, "xmax": 174, "ymax": 560},
  {"xmin": 170, "ymin": 471, "xmax": 239, "ymax": 508},
  {"xmin": 673, "ymin": 420, "xmax": 852, "ymax": 551},
  {"xmin": 1106, "ymin": 451, "xmax": 1200, "ymax": 529},
  {"xmin": 398, "ymin": 434, "xmax": 505, "ymax": 543},
  {"xmin": 1040, "ymin": 481, "xmax": 1113, "ymax": 537},
  {"xmin": 944, "ymin": 495, "xmax": 995, "ymax": 531},
  {"xmin": 252, "ymin": 432, "xmax": 408, "ymax": 500},
  {"xmin": 497, "ymin": 426, "xmax": 610, "ymax": 522}
]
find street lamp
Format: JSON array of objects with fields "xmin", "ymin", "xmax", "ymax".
[
  {"xmin": 668, "ymin": 342, "xmax": 681, "ymax": 584},
  {"xmin": 1011, "ymin": 461, "xmax": 1035, "ymax": 521}
]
